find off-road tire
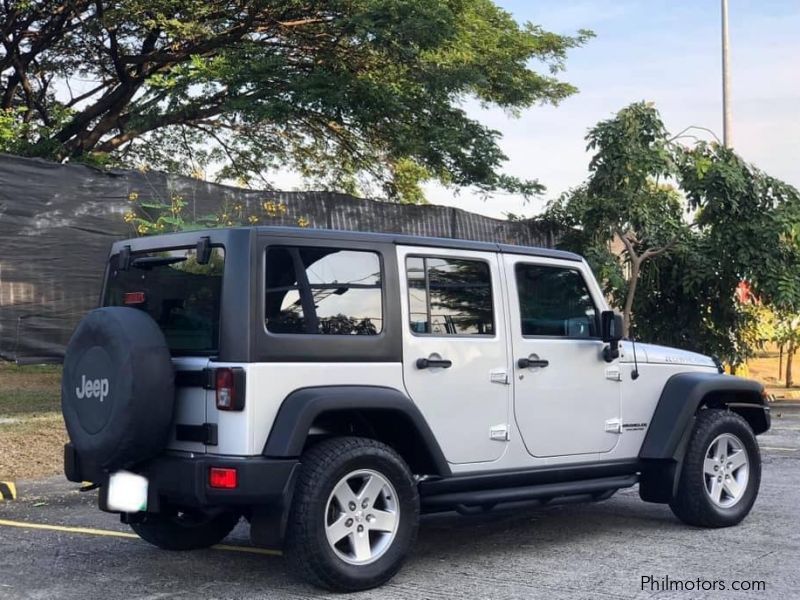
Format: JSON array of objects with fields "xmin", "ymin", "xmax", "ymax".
[
  {"xmin": 669, "ymin": 409, "xmax": 761, "ymax": 528},
  {"xmin": 131, "ymin": 509, "xmax": 240, "ymax": 550},
  {"xmin": 284, "ymin": 437, "xmax": 419, "ymax": 592}
]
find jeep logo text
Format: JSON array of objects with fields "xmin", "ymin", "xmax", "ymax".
[{"xmin": 76, "ymin": 375, "xmax": 109, "ymax": 402}]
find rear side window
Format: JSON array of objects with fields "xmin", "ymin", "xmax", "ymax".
[
  {"xmin": 265, "ymin": 247, "xmax": 383, "ymax": 335},
  {"xmin": 104, "ymin": 247, "xmax": 225, "ymax": 354},
  {"xmin": 406, "ymin": 256, "xmax": 494, "ymax": 335},
  {"xmin": 515, "ymin": 264, "xmax": 598, "ymax": 338}
]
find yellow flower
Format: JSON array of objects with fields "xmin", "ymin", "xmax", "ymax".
[
  {"xmin": 128, "ymin": 191, "xmax": 139, "ymax": 202},
  {"xmin": 248, "ymin": 215, "xmax": 260, "ymax": 224},
  {"xmin": 123, "ymin": 211, "xmax": 135, "ymax": 223},
  {"xmin": 137, "ymin": 224, "xmax": 148, "ymax": 234},
  {"xmin": 297, "ymin": 216, "xmax": 310, "ymax": 228}
]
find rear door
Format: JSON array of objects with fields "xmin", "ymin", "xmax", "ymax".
[
  {"xmin": 398, "ymin": 246, "xmax": 510, "ymax": 465},
  {"xmin": 103, "ymin": 244, "xmax": 226, "ymax": 454}
]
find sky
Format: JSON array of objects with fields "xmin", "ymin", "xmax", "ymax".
[{"xmin": 416, "ymin": 0, "xmax": 800, "ymax": 219}]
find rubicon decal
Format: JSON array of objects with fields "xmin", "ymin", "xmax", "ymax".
[{"xmin": 76, "ymin": 375, "xmax": 110, "ymax": 402}]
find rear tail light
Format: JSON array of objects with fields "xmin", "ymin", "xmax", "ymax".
[
  {"xmin": 209, "ymin": 467, "xmax": 237, "ymax": 489},
  {"xmin": 123, "ymin": 291, "xmax": 146, "ymax": 305},
  {"xmin": 215, "ymin": 367, "xmax": 245, "ymax": 411}
]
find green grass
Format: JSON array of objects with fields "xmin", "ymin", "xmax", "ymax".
[{"xmin": 0, "ymin": 362, "xmax": 61, "ymax": 416}]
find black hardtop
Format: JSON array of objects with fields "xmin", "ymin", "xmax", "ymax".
[{"xmin": 110, "ymin": 225, "xmax": 582, "ymax": 262}]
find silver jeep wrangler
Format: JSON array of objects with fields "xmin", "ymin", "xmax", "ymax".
[{"xmin": 62, "ymin": 227, "xmax": 770, "ymax": 591}]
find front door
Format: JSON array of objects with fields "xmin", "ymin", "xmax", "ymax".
[
  {"xmin": 399, "ymin": 246, "xmax": 510, "ymax": 465},
  {"xmin": 504, "ymin": 257, "xmax": 621, "ymax": 458}
]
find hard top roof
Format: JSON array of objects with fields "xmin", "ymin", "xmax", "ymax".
[{"xmin": 113, "ymin": 226, "xmax": 583, "ymax": 262}]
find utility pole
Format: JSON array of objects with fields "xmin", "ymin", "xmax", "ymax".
[{"xmin": 721, "ymin": 0, "xmax": 732, "ymax": 147}]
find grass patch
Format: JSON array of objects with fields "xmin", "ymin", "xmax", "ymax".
[
  {"xmin": 0, "ymin": 362, "xmax": 65, "ymax": 478},
  {"xmin": 0, "ymin": 414, "xmax": 68, "ymax": 480},
  {"xmin": 0, "ymin": 362, "xmax": 61, "ymax": 416}
]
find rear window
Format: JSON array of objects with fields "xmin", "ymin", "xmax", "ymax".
[{"xmin": 104, "ymin": 247, "xmax": 225, "ymax": 354}]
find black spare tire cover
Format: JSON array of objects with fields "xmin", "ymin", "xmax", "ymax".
[{"xmin": 61, "ymin": 307, "xmax": 175, "ymax": 473}]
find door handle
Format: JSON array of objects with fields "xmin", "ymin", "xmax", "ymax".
[
  {"xmin": 517, "ymin": 356, "xmax": 549, "ymax": 369},
  {"xmin": 416, "ymin": 357, "xmax": 453, "ymax": 369}
]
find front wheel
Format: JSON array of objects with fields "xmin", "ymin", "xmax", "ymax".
[
  {"xmin": 669, "ymin": 409, "xmax": 761, "ymax": 528},
  {"xmin": 284, "ymin": 437, "xmax": 420, "ymax": 591},
  {"xmin": 131, "ymin": 508, "xmax": 240, "ymax": 550}
]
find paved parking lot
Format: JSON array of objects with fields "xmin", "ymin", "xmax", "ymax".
[{"xmin": 1, "ymin": 405, "xmax": 798, "ymax": 600}]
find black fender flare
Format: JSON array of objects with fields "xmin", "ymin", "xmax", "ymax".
[
  {"xmin": 638, "ymin": 371, "xmax": 769, "ymax": 503},
  {"xmin": 262, "ymin": 385, "xmax": 451, "ymax": 476}
]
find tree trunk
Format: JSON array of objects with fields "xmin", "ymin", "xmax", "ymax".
[
  {"xmin": 622, "ymin": 260, "xmax": 640, "ymax": 338},
  {"xmin": 786, "ymin": 340, "xmax": 796, "ymax": 388},
  {"xmin": 779, "ymin": 343, "xmax": 784, "ymax": 380}
]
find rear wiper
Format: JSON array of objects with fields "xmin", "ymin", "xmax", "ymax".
[{"xmin": 131, "ymin": 256, "xmax": 187, "ymax": 269}]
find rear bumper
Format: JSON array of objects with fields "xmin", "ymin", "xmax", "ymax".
[{"xmin": 64, "ymin": 443, "xmax": 299, "ymax": 511}]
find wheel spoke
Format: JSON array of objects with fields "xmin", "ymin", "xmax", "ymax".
[
  {"xmin": 326, "ymin": 515, "xmax": 351, "ymax": 545},
  {"xmin": 368, "ymin": 509, "xmax": 397, "ymax": 533},
  {"xmin": 333, "ymin": 480, "xmax": 358, "ymax": 509},
  {"xmin": 714, "ymin": 438, "xmax": 728, "ymax": 461},
  {"xmin": 358, "ymin": 474, "xmax": 386, "ymax": 508},
  {"xmin": 728, "ymin": 449, "xmax": 747, "ymax": 471},
  {"xmin": 709, "ymin": 477, "xmax": 723, "ymax": 503},
  {"xmin": 703, "ymin": 457, "xmax": 718, "ymax": 476},
  {"xmin": 352, "ymin": 530, "xmax": 372, "ymax": 562},
  {"xmin": 723, "ymin": 476, "xmax": 743, "ymax": 500}
]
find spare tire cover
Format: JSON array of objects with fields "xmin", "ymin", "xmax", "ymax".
[{"xmin": 62, "ymin": 307, "xmax": 175, "ymax": 473}]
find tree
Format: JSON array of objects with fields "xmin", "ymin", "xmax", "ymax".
[
  {"xmin": 546, "ymin": 103, "xmax": 688, "ymax": 337},
  {"xmin": 0, "ymin": 0, "xmax": 592, "ymax": 202},
  {"xmin": 546, "ymin": 102, "xmax": 800, "ymax": 364}
]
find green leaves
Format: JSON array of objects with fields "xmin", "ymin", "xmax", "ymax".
[
  {"xmin": 1, "ymin": 0, "xmax": 593, "ymax": 203},
  {"xmin": 547, "ymin": 101, "xmax": 800, "ymax": 364}
]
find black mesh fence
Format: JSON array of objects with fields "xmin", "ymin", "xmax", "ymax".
[{"xmin": 0, "ymin": 153, "xmax": 559, "ymax": 362}]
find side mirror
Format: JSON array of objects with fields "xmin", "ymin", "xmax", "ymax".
[
  {"xmin": 601, "ymin": 310, "xmax": 624, "ymax": 343},
  {"xmin": 601, "ymin": 311, "xmax": 623, "ymax": 362}
]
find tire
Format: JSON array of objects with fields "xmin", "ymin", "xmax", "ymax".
[
  {"xmin": 669, "ymin": 409, "xmax": 761, "ymax": 528},
  {"xmin": 61, "ymin": 307, "xmax": 174, "ymax": 475},
  {"xmin": 131, "ymin": 508, "xmax": 240, "ymax": 551},
  {"xmin": 284, "ymin": 437, "xmax": 419, "ymax": 592}
]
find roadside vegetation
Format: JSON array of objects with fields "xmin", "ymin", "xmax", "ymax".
[{"xmin": 0, "ymin": 363, "xmax": 67, "ymax": 480}]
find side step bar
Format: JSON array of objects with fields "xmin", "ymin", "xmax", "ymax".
[{"xmin": 420, "ymin": 474, "xmax": 639, "ymax": 511}]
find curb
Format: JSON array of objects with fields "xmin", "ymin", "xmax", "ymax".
[{"xmin": 0, "ymin": 481, "xmax": 17, "ymax": 500}]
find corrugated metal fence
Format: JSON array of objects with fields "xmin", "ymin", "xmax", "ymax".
[{"xmin": 0, "ymin": 153, "xmax": 558, "ymax": 362}]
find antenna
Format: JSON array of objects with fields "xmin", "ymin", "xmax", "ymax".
[{"xmin": 631, "ymin": 334, "xmax": 640, "ymax": 380}]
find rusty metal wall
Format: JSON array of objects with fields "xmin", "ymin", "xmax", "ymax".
[{"xmin": 0, "ymin": 153, "xmax": 558, "ymax": 362}]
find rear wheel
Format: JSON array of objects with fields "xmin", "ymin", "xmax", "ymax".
[
  {"xmin": 669, "ymin": 409, "xmax": 761, "ymax": 528},
  {"xmin": 131, "ymin": 508, "xmax": 240, "ymax": 550},
  {"xmin": 284, "ymin": 437, "xmax": 419, "ymax": 591}
]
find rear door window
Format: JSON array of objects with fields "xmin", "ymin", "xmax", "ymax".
[
  {"xmin": 406, "ymin": 256, "xmax": 494, "ymax": 335},
  {"xmin": 265, "ymin": 247, "xmax": 383, "ymax": 335},
  {"xmin": 104, "ymin": 247, "xmax": 224, "ymax": 354}
]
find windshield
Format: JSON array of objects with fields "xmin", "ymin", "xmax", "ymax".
[{"xmin": 104, "ymin": 246, "xmax": 225, "ymax": 355}]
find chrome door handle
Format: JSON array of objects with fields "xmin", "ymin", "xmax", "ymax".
[{"xmin": 517, "ymin": 356, "xmax": 549, "ymax": 369}]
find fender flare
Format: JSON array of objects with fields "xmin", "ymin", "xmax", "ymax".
[
  {"xmin": 640, "ymin": 372, "xmax": 768, "ymax": 462},
  {"xmin": 262, "ymin": 385, "xmax": 451, "ymax": 476},
  {"xmin": 638, "ymin": 371, "xmax": 769, "ymax": 503}
]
